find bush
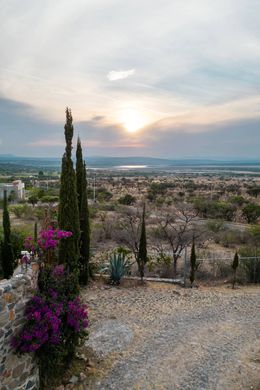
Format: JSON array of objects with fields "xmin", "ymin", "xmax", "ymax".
[
  {"xmin": 239, "ymin": 247, "xmax": 260, "ymax": 283},
  {"xmin": 12, "ymin": 265, "xmax": 88, "ymax": 389},
  {"xmin": 105, "ymin": 252, "xmax": 132, "ymax": 285},
  {"xmin": 118, "ymin": 194, "xmax": 136, "ymax": 205}
]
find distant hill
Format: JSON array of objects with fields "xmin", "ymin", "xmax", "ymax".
[{"xmin": 0, "ymin": 155, "xmax": 259, "ymax": 171}]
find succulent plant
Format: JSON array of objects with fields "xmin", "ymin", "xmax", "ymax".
[{"xmin": 108, "ymin": 252, "xmax": 131, "ymax": 285}]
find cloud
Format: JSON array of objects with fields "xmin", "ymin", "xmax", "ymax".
[
  {"xmin": 91, "ymin": 115, "xmax": 105, "ymax": 121},
  {"xmin": 0, "ymin": 1, "xmax": 260, "ymax": 158},
  {"xmin": 107, "ymin": 69, "xmax": 135, "ymax": 81}
]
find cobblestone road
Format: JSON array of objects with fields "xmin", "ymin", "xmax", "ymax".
[{"xmin": 82, "ymin": 283, "xmax": 260, "ymax": 390}]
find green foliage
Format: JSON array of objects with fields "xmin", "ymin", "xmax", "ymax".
[
  {"xmin": 242, "ymin": 203, "xmax": 260, "ymax": 224},
  {"xmin": 40, "ymin": 195, "xmax": 59, "ymax": 203},
  {"xmin": 229, "ymin": 195, "xmax": 247, "ymax": 206},
  {"xmin": 76, "ymin": 137, "xmax": 84, "ymax": 212},
  {"xmin": 247, "ymin": 186, "xmax": 260, "ymax": 198},
  {"xmin": 137, "ymin": 204, "xmax": 148, "ymax": 281},
  {"xmin": 107, "ymin": 252, "xmax": 131, "ymax": 285},
  {"xmin": 78, "ymin": 159, "xmax": 91, "ymax": 286},
  {"xmin": 232, "ymin": 252, "xmax": 239, "ymax": 270},
  {"xmin": 206, "ymin": 219, "xmax": 224, "ymax": 233},
  {"xmin": 96, "ymin": 187, "xmax": 113, "ymax": 202},
  {"xmin": 58, "ymin": 108, "xmax": 80, "ymax": 278},
  {"xmin": 1, "ymin": 191, "xmax": 14, "ymax": 278},
  {"xmin": 33, "ymin": 266, "xmax": 87, "ymax": 389},
  {"xmin": 116, "ymin": 246, "xmax": 132, "ymax": 256},
  {"xmin": 118, "ymin": 194, "xmax": 136, "ymax": 205},
  {"xmin": 147, "ymin": 182, "xmax": 173, "ymax": 202},
  {"xmin": 232, "ymin": 252, "xmax": 239, "ymax": 288},
  {"xmin": 190, "ymin": 240, "xmax": 196, "ymax": 287},
  {"xmin": 193, "ymin": 198, "xmax": 236, "ymax": 221},
  {"xmin": 11, "ymin": 204, "xmax": 35, "ymax": 220},
  {"xmin": 239, "ymin": 246, "xmax": 260, "ymax": 283},
  {"xmin": 28, "ymin": 190, "xmax": 39, "ymax": 206}
]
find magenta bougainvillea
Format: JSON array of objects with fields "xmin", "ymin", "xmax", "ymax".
[
  {"xmin": 23, "ymin": 228, "xmax": 73, "ymax": 265},
  {"xmin": 24, "ymin": 228, "xmax": 73, "ymax": 253},
  {"xmin": 37, "ymin": 228, "xmax": 73, "ymax": 250},
  {"xmin": 11, "ymin": 264, "xmax": 88, "ymax": 355}
]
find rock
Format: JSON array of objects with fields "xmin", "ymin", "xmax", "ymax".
[
  {"xmin": 68, "ymin": 375, "xmax": 79, "ymax": 384},
  {"xmin": 65, "ymin": 384, "xmax": 75, "ymax": 390},
  {"xmin": 85, "ymin": 320, "xmax": 133, "ymax": 358},
  {"xmin": 79, "ymin": 372, "xmax": 87, "ymax": 382}
]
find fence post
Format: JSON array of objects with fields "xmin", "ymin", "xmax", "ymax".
[
  {"xmin": 254, "ymin": 249, "xmax": 257, "ymax": 283},
  {"xmin": 184, "ymin": 246, "xmax": 188, "ymax": 287}
]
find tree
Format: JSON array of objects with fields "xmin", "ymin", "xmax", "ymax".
[
  {"xmin": 118, "ymin": 194, "xmax": 136, "ymax": 205},
  {"xmin": 190, "ymin": 238, "xmax": 196, "ymax": 288},
  {"xmin": 28, "ymin": 193, "xmax": 39, "ymax": 207},
  {"xmin": 76, "ymin": 137, "xmax": 84, "ymax": 212},
  {"xmin": 137, "ymin": 203, "xmax": 147, "ymax": 282},
  {"xmin": 1, "ymin": 190, "xmax": 14, "ymax": 278},
  {"xmin": 117, "ymin": 207, "xmax": 142, "ymax": 261},
  {"xmin": 232, "ymin": 252, "xmax": 239, "ymax": 289},
  {"xmin": 156, "ymin": 204, "xmax": 199, "ymax": 278},
  {"xmin": 58, "ymin": 108, "xmax": 80, "ymax": 276},
  {"xmin": 76, "ymin": 138, "xmax": 90, "ymax": 285},
  {"xmin": 242, "ymin": 203, "xmax": 260, "ymax": 224}
]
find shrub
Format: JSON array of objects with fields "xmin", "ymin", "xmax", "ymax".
[
  {"xmin": 11, "ymin": 265, "xmax": 88, "ymax": 388},
  {"xmin": 118, "ymin": 194, "xmax": 136, "ymax": 205},
  {"xmin": 107, "ymin": 253, "xmax": 131, "ymax": 285}
]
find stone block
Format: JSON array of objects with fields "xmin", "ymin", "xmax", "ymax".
[
  {"xmin": 13, "ymin": 362, "xmax": 25, "ymax": 378},
  {"xmin": 9, "ymin": 308, "xmax": 15, "ymax": 321},
  {"xmin": 3, "ymin": 293, "xmax": 14, "ymax": 303}
]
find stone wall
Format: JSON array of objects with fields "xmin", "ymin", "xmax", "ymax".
[{"xmin": 0, "ymin": 264, "xmax": 40, "ymax": 390}]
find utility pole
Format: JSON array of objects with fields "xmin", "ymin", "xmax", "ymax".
[{"xmin": 93, "ymin": 173, "xmax": 96, "ymax": 203}]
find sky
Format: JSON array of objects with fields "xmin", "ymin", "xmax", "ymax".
[{"xmin": 0, "ymin": 0, "xmax": 260, "ymax": 158}]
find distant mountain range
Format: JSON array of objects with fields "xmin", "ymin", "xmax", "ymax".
[
  {"xmin": 0, "ymin": 154, "xmax": 259, "ymax": 169},
  {"xmin": 0, "ymin": 154, "xmax": 260, "ymax": 172}
]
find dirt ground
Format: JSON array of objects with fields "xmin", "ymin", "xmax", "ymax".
[{"xmin": 78, "ymin": 281, "xmax": 260, "ymax": 390}]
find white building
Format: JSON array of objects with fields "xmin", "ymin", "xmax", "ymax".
[{"xmin": 0, "ymin": 180, "xmax": 25, "ymax": 200}]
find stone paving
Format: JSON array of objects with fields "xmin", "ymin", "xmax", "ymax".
[{"xmin": 82, "ymin": 283, "xmax": 260, "ymax": 390}]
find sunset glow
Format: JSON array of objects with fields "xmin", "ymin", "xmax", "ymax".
[{"xmin": 119, "ymin": 109, "xmax": 146, "ymax": 133}]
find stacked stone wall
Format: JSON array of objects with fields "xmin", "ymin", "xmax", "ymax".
[{"xmin": 0, "ymin": 264, "xmax": 39, "ymax": 390}]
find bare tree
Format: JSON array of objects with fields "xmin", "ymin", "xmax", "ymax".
[
  {"xmin": 116, "ymin": 206, "xmax": 142, "ymax": 261},
  {"xmin": 154, "ymin": 203, "xmax": 200, "ymax": 277}
]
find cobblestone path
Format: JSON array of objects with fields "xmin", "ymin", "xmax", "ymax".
[{"xmin": 83, "ymin": 284, "xmax": 260, "ymax": 390}]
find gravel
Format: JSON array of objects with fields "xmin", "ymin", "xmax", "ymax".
[{"xmin": 82, "ymin": 283, "xmax": 260, "ymax": 390}]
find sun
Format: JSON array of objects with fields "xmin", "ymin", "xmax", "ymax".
[{"xmin": 119, "ymin": 108, "xmax": 146, "ymax": 133}]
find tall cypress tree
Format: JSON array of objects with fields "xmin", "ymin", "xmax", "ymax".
[
  {"xmin": 58, "ymin": 108, "xmax": 80, "ymax": 275},
  {"xmin": 232, "ymin": 252, "xmax": 239, "ymax": 289},
  {"xmin": 1, "ymin": 190, "xmax": 14, "ymax": 278},
  {"xmin": 79, "ymin": 162, "xmax": 91, "ymax": 285},
  {"xmin": 76, "ymin": 139, "xmax": 90, "ymax": 285},
  {"xmin": 76, "ymin": 137, "xmax": 84, "ymax": 212},
  {"xmin": 137, "ymin": 203, "xmax": 147, "ymax": 282}
]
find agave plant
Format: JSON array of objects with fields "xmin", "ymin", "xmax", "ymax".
[{"xmin": 108, "ymin": 252, "xmax": 131, "ymax": 285}]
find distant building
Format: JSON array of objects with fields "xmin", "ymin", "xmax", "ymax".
[{"xmin": 0, "ymin": 180, "xmax": 25, "ymax": 200}]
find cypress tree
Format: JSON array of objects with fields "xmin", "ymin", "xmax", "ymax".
[
  {"xmin": 79, "ymin": 162, "xmax": 91, "ymax": 285},
  {"xmin": 232, "ymin": 252, "xmax": 239, "ymax": 289},
  {"xmin": 137, "ymin": 203, "xmax": 147, "ymax": 282},
  {"xmin": 76, "ymin": 138, "xmax": 90, "ymax": 285},
  {"xmin": 1, "ymin": 190, "xmax": 14, "ymax": 278},
  {"xmin": 58, "ymin": 108, "xmax": 80, "ymax": 275},
  {"xmin": 76, "ymin": 137, "xmax": 84, "ymax": 212},
  {"xmin": 190, "ymin": 238, "xmax": 196, "ymax": 288}
]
